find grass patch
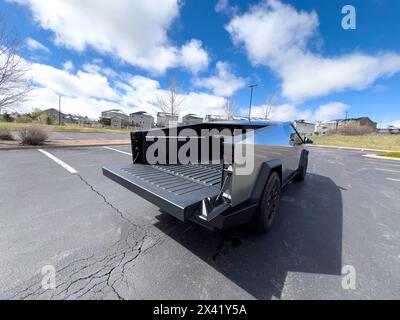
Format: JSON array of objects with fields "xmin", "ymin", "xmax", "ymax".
[
  {"xmin": 376, "ymin": 152, "xmax": 400, "ymax": 158},
  {"xmin": 311, "ymin": 134, "xmax": 400, "ymax": 151},
  {"xmin": 0, "ymin": 122, "xmax": 131, "ymax": 134}
]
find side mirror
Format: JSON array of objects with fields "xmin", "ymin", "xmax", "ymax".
[{"xmin": 303, "ymin": 137, "xmax": 314, "ymax": 144}]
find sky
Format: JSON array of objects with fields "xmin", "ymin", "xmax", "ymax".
[{"xmin": 2, "ymin": 0, "xmax": 400, "ymax": 127}]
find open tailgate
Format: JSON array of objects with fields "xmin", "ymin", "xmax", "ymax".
[{"xmin": 103, "ymin": 164, "xmax": 223, "ymax": 221}]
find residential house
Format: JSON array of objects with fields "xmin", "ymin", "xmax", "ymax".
[
  {"xmin": 182, "ymin": 114, "xmax": 203, "ymax": 126},
  {"xmin": 100, "ymin": 109, "xmax": 129, "ymax": 129},
  {"xmin": 315, "ymin": 120, "xmax": 340, "ymax": 135},
  {"xmin": 64, "ymin": 114, "xmax": 93, "ymax": 125},
  {"xmin": 294, "ymin": 120, "xmax": 316, "ymax": 137},
  {"xmin": 204, "ymin": 114, "xmax": 226, "ymax": 122},
  {"xmin": 377, "ymin": 126, "xmax": 400, "ymax": 135},
  {"xmin": 43, "ymin": 108, "xmax": 66, "ymax": 124},
  {"xmin": 340, "ymin": 117, "xmax": 377, "ymax": 131},
  {"xmin": 129, "ymin": 111, "xmax": 154, "ymax": 130},
  {"xmin": 315, "ymin": 117, "xmax": 377, "ymax": 135},
  {"xmin": 157, "ymin": 112, "xmax": 179, "ymax": 127}
]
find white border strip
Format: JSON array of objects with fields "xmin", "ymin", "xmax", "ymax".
[
  {"xmin": 103, "ymin": 146, "xmax": 132, "ymax": 156},
  {"xmin": 38, "ymin": 149, "xmax": 78, "ymax": 174},
  {"xmin": 387, "ymin": 178, "xmax": 400, "ymax": 182}
]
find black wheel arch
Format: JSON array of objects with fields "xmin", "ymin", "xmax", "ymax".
[
  {"xmin": 299, "ymin": 149, "xmax": 309, "ymax": 170},
  {"xmin": 250, "ymin": 159, "xmax": 282, "ymax": 203}
]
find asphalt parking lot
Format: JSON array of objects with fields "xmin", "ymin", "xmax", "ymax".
[{"xmin": 0, "ymin": 145, "xmax": 399, "ymax": 299}]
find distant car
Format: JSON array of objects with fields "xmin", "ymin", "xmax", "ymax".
[{"xmin": 103, "ymin": 121, "xmax": 309, "ymax": 232}]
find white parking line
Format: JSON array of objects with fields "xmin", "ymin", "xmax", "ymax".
[
  {"xmin": 375, "ymin": 168, "xmax": 400, "ymax": 173},
  {"xmin": 387, "ymin": 178, "xmax": 400, "ymax": 182},
  {"xmin": 103, "ymin": 146, "xmax": 132, "ymax": 156},
  {"xmin": 38, "ymin": 149, "xmax": 78, "ymax": 174}
]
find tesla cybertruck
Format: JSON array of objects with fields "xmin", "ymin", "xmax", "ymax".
[{"xmin": 103, "ymin": 121, "xmax": 309, "ymax": 232}]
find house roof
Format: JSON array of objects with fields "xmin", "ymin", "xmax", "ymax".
[
  {"xmin": 157, "ymin": 112, "xmax": 179, "ymax": 117},
  {"xmin": 330, "ymin": 117, "xmax": 376, "ymax": 123},
  {"xmin": 183, "ymin": 113, "xmax": 202, "ymax": 119},
  {"xmin": 294, "ymin": 120, "xmax": 316, "ymax": 125},
  {"xmin": 102, "ymin": 109, "xmax": 127, "ymax": 115},
  {"xmin": 130, "ymin": 111, "xmax": 153, "ymax": 117}
]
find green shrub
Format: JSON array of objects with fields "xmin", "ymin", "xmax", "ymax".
[
  {"xmin": 29, "ymin": 108, "xmax": 44, "ymax": 120},
  {"xmin": 2, "ymin": 113, "xmax": 14, "ymax": 122},
  {"xmin": 19, "ymin": 127, "xmax": 48, "ymax": 146},
  {"xmin": 45, "ymin": 116, "xmax": 53, "ymax": 125},
  {"xmin": 16, "ymin": 115, "xmax": 33, "ymax": 123}
]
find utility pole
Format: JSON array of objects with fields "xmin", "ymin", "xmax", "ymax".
[
  {"xmin": 248, "ymin": 84, "xmax": 258, "ymax": 120},
  {"xmin": 345, "ymin": 111, "xmax": 348, "ymax": 120},
  {"xmin": 58, "ymin": 95, "xmax": 62, "ymax": 126}
]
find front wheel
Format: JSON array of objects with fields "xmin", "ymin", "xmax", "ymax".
[{"xmin": 250, "ymin": 172, "xmax": 281, "ymax": 233}]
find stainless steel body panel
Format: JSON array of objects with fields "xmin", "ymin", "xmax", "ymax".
[{"xmin": 227, "ymin": 123, "xmax": 304, "ymax": 207}]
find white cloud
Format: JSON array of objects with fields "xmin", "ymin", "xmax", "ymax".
[
  {"xmin": 13, "ymin": 0, "xmax": 209, "ymax": 74},
  {"xmin": 83, "ymin": 63, "xmax": 101, "ymax": 74},
  {"xmin": 215, "ymin": 0, "xmax": 229, "ymax": 13},
  {"xmin": 29, "ymin": 63, "xmax": 118, "ymax": 100},
  {"xmin": 389, "ymin": 120, "xmax": 400, "ymax": 128},
  {"xmin": 23, "ymin": 87, "xmax": 122, "ymax": 119},
  {"xmin": 226, "ymin": 0, "xmax": 400, "ymax": 101},
  {"xmin": 179, "ymin": 39, "xmax": 210, "ymax": 74},
  {"xmin": 119, "ymin": 75, "xmax": 227, "ymax": 117},
  {"xmin": 215, "ymin": 0, "xmax": 238, "ymax": 15},
  {"xmin": 280, "ymin": 53, "xmax": 400, "ymax": 101},
  {"xmin": 25, "ymin": 37, "xmax": 50, "ymax": 53},
  {"xmin": 242, "ymin": 101, "xmax": 349, "ymax": 122},
  {"xmin": 313, "ymin": 102, "xmax": 349, "ymax": 121},
  {"xmin": 62, "ymin": 60, "xmax": 74, "ymax": 72},
  {"xmin": 194, "ymin": 61, "xmax": 245, "ymax": 96},
  {"xmin": 242, "ymin": 103, "xmax": 312, "ymax": 122},
  {"xmin": 19, "ymin": 62, "xmax": 226, "ymax": 119}
]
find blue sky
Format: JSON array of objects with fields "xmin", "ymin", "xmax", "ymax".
[{"xmin": 2, "ymin": 0, "xmax": 400, "ymax": 126}]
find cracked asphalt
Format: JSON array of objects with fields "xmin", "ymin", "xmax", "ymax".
[{"xmin": 0, "ymin": 146, "xmax": 399, "ymax": 299}]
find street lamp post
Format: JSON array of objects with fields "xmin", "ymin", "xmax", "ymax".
[
  {"xmin": 248, "ymin": 84, "xmax": 258, "ymax": 120},
  {"xmin": 58, "ymin": 95, "xmax": 62, "ymax": 126}
]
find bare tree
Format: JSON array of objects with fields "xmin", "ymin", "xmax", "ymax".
[
  {"xmin": 156, "ymin": 76, "xmax": 184, "ymax": 116},
  {"xmin": 223, "ymin": 98, "xmax": 235, "ymax": 120},
  {"xmin": 0, "ymin": 19, "xmax": 32, "ymax": 114},
  {"xmin": 263, "ymin": 95, "xmax": 277, "ymax": 120}
]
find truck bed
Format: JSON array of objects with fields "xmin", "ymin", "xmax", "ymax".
[{"xmin": 103, "ymin": 164, "xmax": 223, "ymax": 221}]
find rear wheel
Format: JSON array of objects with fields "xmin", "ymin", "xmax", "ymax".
[{"xmin": 251, "ymin": 172, "xmax": 281, "ymax": 233}]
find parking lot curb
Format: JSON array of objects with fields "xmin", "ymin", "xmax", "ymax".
[
  {"xmin": 0, "ymin": 141, "xmax": 130, "ymax": 151},
  {"xmin": 362, "ymin": 154, "xmax": 400, "ymax": 161},
  {"xmin": 308, "ymin": 144, "xmax": 399, "ymax": 153}
]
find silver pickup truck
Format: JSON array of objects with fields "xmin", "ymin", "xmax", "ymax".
[{"xmin": 103, "ymin": 120, "xmax": 309, "ymax": 232}]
